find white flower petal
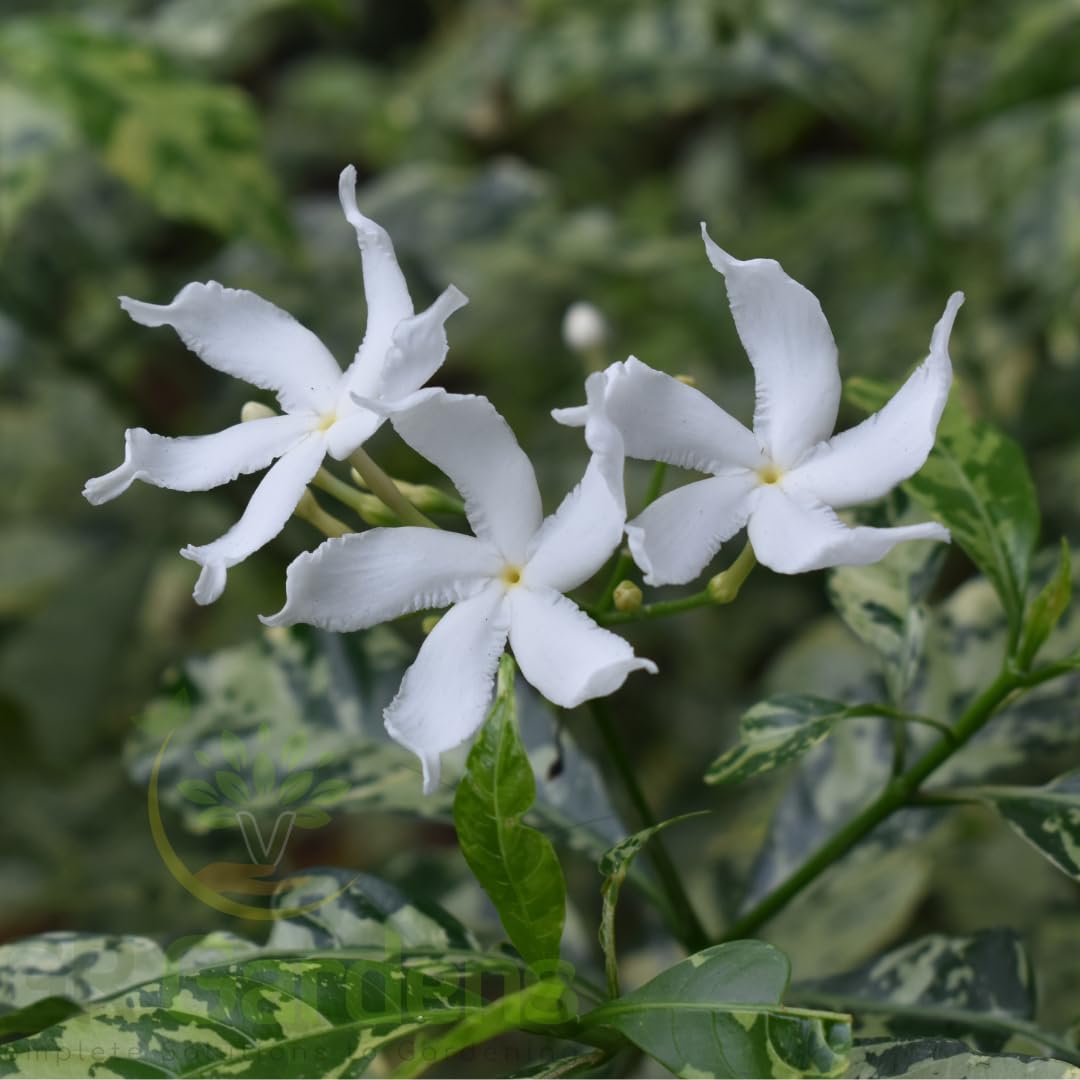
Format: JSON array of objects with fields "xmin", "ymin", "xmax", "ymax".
[
  {"xmin": 181, "ymin": 433, "xmax": 327, "ymax": 605},
  {"xmin": 509, "ymin": 587, "xmax": 657, "ymax": 709},
  {"xmin": 701, "ymin": 226, "xmax": 840, "ymax": 467},
  {"xmin": 371, "ymin": 284, "xmax": 469, "ymax": 402},
  {"xmin": 263, "ymin": 528, "xmax": 500, "ymax": 632},
  {"xmin": 785, "ymin": 292, "xmax": 964, "ymax": 508},
  {"xmin": 626, "ymin": 472, "xmax": 758, "ymax": 586},
  {"xmin": 324, "ymin": 407, "xmax": 383, "ymax": 461},
  {"xmin": 384, "ymin": 583, "xmax": 511, "ymax": 795},
  {"xmin": 82, "ymin": 414, "xmax": 315, "ymax": 505},
  {"xmin": 553, "ymin": 357, "xmax": 760, "ymax": 473},
  {"xmin": 524, "ymin": 456, "xmax": 624, "ymax": 593},
  {"xmin": 748, "ymin": 485, "xmax": 950, "ymax": 575},
  {"xmin": 120, "ymin": 283, "xmax": 342, "ymax": 416},
  {"xmin": 389, "ymin": 391, "xmax": 543, "ymax": 563},
  {"xmin": 337, "ymin": 165, "xmax": 414, "ymax": 392}
]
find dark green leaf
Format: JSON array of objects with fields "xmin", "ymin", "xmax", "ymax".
[
  {"xmin": 846, "ymin": 379, "xmax": 1039, "ymax": 642},
  {"xmin": 598, "ymin": 813, "xmax": 708, "ymax": 997},
  {"xmin": 453, "ymin": 656, "xmax": 566, "ymax": 971},
  {"xmin": 584, "ymin": 942, "xmax": 852, "ymax": 1078},
  {"xmin": 706, "ymin": 695, "xmax": 875, "ymax": 786},
  {"xmin": 278, "ymin": 769, "xmax": 314, "ymax": 805},
  {"xmin": 1018, "ymin": 539, "xmax": 1072, "ymax": 668},
  {"xmin": 0, "ymin": 998, "xmax": 82, "ymax": 1041},
  {"xmin": 214, "ymin": 768, "xmax": 250, "ymax": 804}
]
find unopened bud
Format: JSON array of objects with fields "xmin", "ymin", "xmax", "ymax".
[
  {"xmin": 421, "ymin": 614, "xmax": 442, "ymax": 635},
  {"xmin": 707, "ymin": 571, "xmax": 739, "ymax": 605},
  {"xmin": 241, "ymin": 400, "xmax": 276, "ymax": 422},
  {"xmin": 562, "ymin": 301, "xmax": 610, "ymax": 354},
  {"xmin": 393, "ymin": 480, "xmax": 466, "ymax": 516},
  {"xmin": 354, "ymin": 493, "xmax": 398, "ymax": 527},
  {"xmin": 674, "ymin": 374, "xmax": 697, "ymax": 387},
  {"xmin": 613, "ymin": 580, "xmax": 643, "ymax": 613}
]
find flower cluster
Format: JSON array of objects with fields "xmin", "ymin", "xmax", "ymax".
[{"xmin": 86, "ymin": 167, "xmax": 963, "ymax": 790}]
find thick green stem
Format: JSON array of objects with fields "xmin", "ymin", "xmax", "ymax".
[
  {"xmin": 589, "ymin": 700, "xmax": 709, "ymax": 954},
  {"xmin": 294, "ymin": 490, "xmax": 351, "ymax": 538},
  {"xmin": 720, "ymin": 666, "xmax": 1023, "ymax": 942},
  {"xmin": 348, "ymin": 447, "xmax": 437, "ymax": 529}
]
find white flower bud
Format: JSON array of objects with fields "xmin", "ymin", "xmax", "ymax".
[
  {"xmin": 240, "ymin": 400, "xmax": 276, "ymax": 423},
  {"xmin": 562, "ymin": 301, "xmax": 610, "ymax": 354}
]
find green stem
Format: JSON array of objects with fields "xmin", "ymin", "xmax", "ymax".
[
  {"xmin": 589, "ymin": 700, "xmax": 709, "ymax": 954},
  {"xmin": 641, "ymin": 461, "xmax": 667, "ymax": 508},
  {"xmin": 720, "ymin": 665, "xmax": 1023, "ymax": 942},
  {"xmin": 595, "ymin": 588, "xmax": 714, "ymax": 626},
  {"xmin": 293, "ymin": 490, "xmax": 351, "ymax": 538},
  {"xmin": 311, "ymin": 467, "xmax": 375, "ymax": 519},
  {"xmin": 348, "ymin": 447, "xmax": 437, "ymax": 529}
]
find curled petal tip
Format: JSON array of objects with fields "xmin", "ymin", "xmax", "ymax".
[
  {"xmin": 551, "ymin": 404, "xmax": 588, "ymax": 428},
  {"xmin": 180, "ymin": 546, "xmax": 226, "ymax": 605},
  {"xmin": 258, "ymin": 608, "xmax": 289, "ymax": 628}
]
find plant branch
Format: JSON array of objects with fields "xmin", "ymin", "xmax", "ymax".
[
  {"xmin": 349, "ymin": 447, "xmax": 437, "ymax": 529},
  {"xmin": 719, "ymin": 665, "xmax": 1027, "ymax": 942},
  {"xmin": 588, "ymin": 700, "xmax": 709, "ymax": 954}
]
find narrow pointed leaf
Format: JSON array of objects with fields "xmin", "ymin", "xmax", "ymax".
[
  {"xmin": 598, "ymin": 813, "xmax": 708, "ymax": 997},
  {"xmin": 453, "ymin": 656, "xmax": 566, "ymax": 970},
  {"xmin": 1017, "ymin": 538, "xmax": 1072, "ymax": 668},
  {"xmin": 706, "ymin": 695, "xmax": 880, "ymax": 786}
]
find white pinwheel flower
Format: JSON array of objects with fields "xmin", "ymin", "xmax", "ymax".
[
  {"xmin": 83, "ymin": 165, "xmax": 467, "ymax": 605},
  {"xmin": 555, "ymin": 226, "xmax": 964, "ymax": 583},
  {"xmin": 263, "ymin": 387, "xmax": 656, "ymax": 793}
]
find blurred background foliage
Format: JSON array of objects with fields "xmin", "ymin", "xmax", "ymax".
[{"xmin": 3, "ymin": 0, "xmax": 1080, "ymax": 1044}]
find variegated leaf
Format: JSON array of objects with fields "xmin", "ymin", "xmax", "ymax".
[
  {"xmin": 797, "ymin": 930, "xmax": 1034, "ymax": 1052},
  {"xmin": 0, "ymin": 954, "xmax": 500, "ymax": 1078},
  {"xmin": 598, "ymin": 813, "xmax": 707, "ymax": 997},
  {"xmin": 846, "ymin": 379, "xmax": 1039, "ymax": 642},
  {"xmin": 959, "ymin": 772, "xmax": 1080, "ymax": 881},
  {"xmin": 844, "ymin": 1038, "xmax": 1080, "ymax": 1078},
  {"xmin": 706, "ymin": 695, "xmax": 876, "ymax": 786},
  {"xmin": 583, "ymin": 942, "xmax": 852, "ymax": 1079}
]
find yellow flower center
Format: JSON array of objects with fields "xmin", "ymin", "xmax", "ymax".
[
  {"xmin": 757, "ymin": 463, "xmax": 783, "ymax": 485},
  {"xmin": 316, "ymin": 412, "xmax": 337, "ymax": 432},
  {"xmin": 499, "ymin": 565, "xmax": 523, "ymax": 588}
]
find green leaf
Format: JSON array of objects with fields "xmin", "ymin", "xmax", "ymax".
[
  {"xmin": 1018, "ymin": 539, "xmax": 1072, "ymax": 668},
  {"xmin": 214, "ymin": 768, "xmax": 250, "ymax": 804},
  {"xmin": 846, "ymin": 379, "xmax": 1039, "ymax": 642},
  {"xmin": 706, "ymin": 695, "xmax": 876, "ymax": 786},
  {"xmin": 0, "ymin": 998, "xmax": 82, "ymax": 1041},
  {"xmin": 598, "ymin": 813, "xmax": 707, "ymax": 998},
  {"xmin": 278, "ymin": 769, "xmax": 314, "ymax": 805},
  {"xmin": 395, "ymin": 979, "xmax": 571, "ymax": 1079},
  {"xmin": 176, "ymin": 778, "xmax": 219, "ymax": 806},
  {"xmin": 797, "ymin": 929, "xmax": 1035, "ymax": 1053},
  {"xmin": 293, "ymin": 807, "xmax": 332, "ymax": 828},
  {"xmin": 453, "ymin": 656, "xmax": 566, "ymax": 971},
  {"xmin": 251, "ymin": 750, "xmax": 275, "ymax": 796},
  {"xmin": 583, "ymin": 942, "xmax": 852, "ymax": 1079},
  {"xmin": 958, "ymin": 772, "xmax": 1080, "ymax": 881},
  {"xmin": 218, "ymin": 729, "xmax": 247, "ymax": 772},
  {"xmin": 844, "ymin": 1039, "xmax": 1080, "ymax": 1078}
]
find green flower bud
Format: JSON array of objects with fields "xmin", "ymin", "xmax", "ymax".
[{"xmin": 613, "ymin": 580, "xmax": 643, "ymax": 613}]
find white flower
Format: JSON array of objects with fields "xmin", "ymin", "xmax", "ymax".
[
  {"xmin": 83, "ymin": 165, "xmax": 467, "ymax": 605},
  {"xmin": 562, "ymin": 301, "xmax": 610, "ymax": 353},
  {"xmin": 263, "ymin": 387, "xmax": 656, "ymax": 794},
  {"xmin": 555, "ymin": 226, "xmax": 964, "ymax": 583}
]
